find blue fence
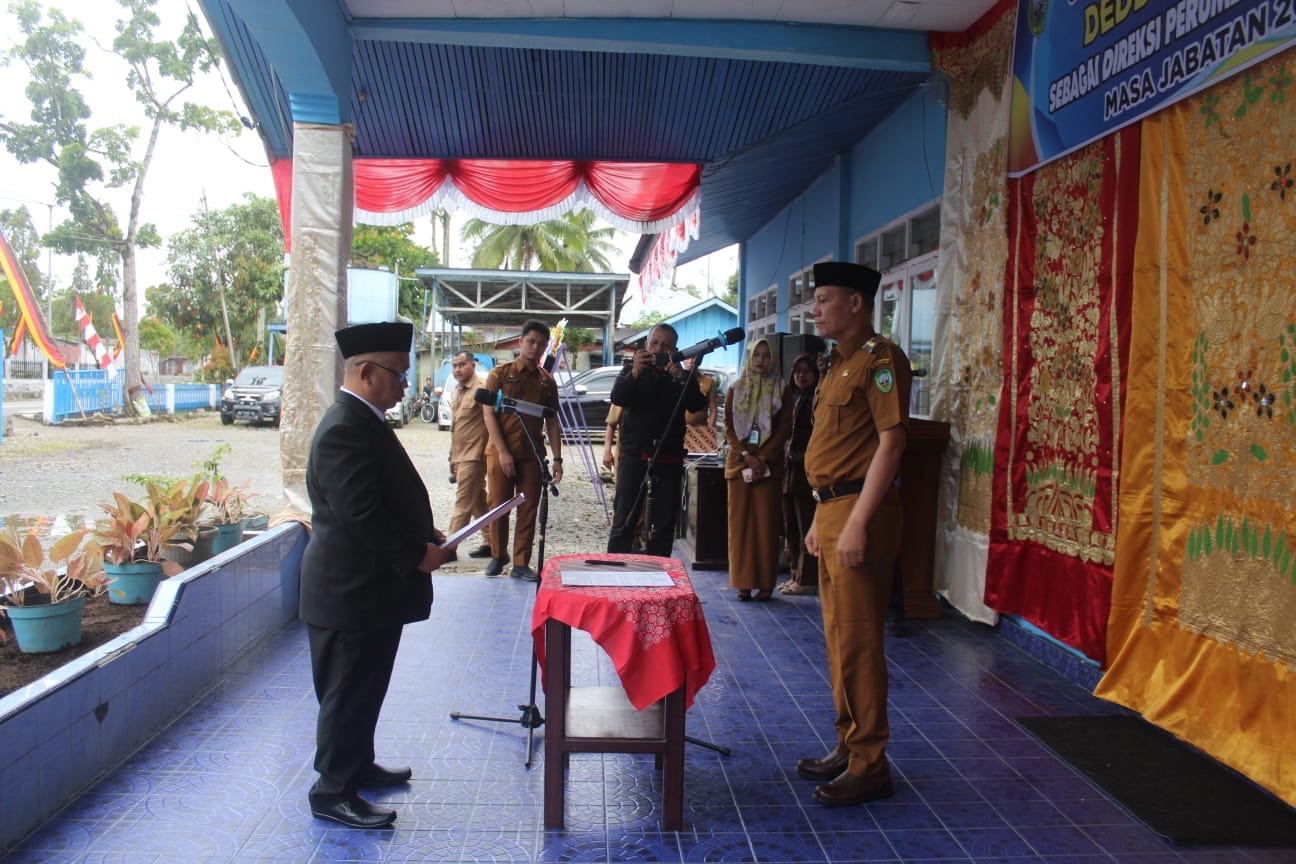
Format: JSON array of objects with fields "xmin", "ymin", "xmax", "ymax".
[{"xmin": 47, "ymin": 369, "xmax": 219, "ymax": 424}]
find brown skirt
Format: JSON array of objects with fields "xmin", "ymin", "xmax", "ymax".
[{"xmin": 726, "ymin": 476, "xmax": 783, "ymax": 592}]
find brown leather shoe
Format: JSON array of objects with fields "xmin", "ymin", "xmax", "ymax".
[
  {"xmin": 795, "ymin": 749, "xmax": 849, "ymax": 781},
  {"xmin": 812, "ymin": 770, "xmax": 895, "ymax": 807}
]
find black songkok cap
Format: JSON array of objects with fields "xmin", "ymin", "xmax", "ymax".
[
  {"xmin": 334, "ymin": 321, "xmax": 413, "ymax": 359},
  {"xmin": 812, "ymin": 262, "xmax": 882, "ymax": 305}
]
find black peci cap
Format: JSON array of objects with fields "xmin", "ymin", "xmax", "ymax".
[
  {"xmin": 812, "ymin": 262, "xmax": 882, "ymax": 305},
  {"xmin": 334, "ymin": 321, "xmax": 413, "ymax": 359}
]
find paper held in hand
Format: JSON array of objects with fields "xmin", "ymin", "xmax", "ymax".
[{"xmin": 439, "ymin": 493, "xmax": 525, "ymax": 550}]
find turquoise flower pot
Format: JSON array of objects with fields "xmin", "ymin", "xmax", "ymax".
[
  {"xmin": 211, "ymin": 521, "xmax": 245, "ymax": 555},
  {"xmin": 5, "ymin": 595, "xmax": 87, "ymax": 653},
  {"xmin": 105, "ymin": 560, "xmax": 165, "ymax": 605}
]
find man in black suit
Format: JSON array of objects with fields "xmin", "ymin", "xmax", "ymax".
[{"xmin": 300, "ymin": 321, "xmax": 447, "ymax": 829}]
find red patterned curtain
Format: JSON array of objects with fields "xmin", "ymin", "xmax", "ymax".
[
  {"xmin": 986, "ymin": 127, "xmax": 1140, "ymax": 662},
  {"xmin": 270, "ymin": 158, "xmax": 701, "ymax": 251}
]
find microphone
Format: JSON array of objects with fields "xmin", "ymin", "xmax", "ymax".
[
  {"xmin": 671, "ymin": 327, "xmax": 745, "ymax": 363},
  {"xmin": 473, "ymin": 387, "xmax": 556, "ymax": 419}
]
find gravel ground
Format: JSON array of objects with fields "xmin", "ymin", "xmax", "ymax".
[{"xmin": 0, "ymin": 410, "xmax": 617, "ymax": 567}]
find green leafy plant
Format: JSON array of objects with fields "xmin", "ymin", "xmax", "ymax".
[
  {"xmin": 94, "ymin": 479, "xmax": 200, "ymax": 576},
  {"xmin": 192, "ymin": 444, "xmax": 256, "ymax": 526},
  {"xmin": 0, "ymin": 527, "xmax": 108, "ymax": 619},
  {"xmin": 205, "ymin": 477, "xmax": 252, "ymax": 526}
]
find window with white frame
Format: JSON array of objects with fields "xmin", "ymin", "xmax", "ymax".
[
  {"xmin": 747, "ymin": 284, "xmax": 777, "ymax": 343},
  {"xmin": 854, "ymin": 201, "xmax": 941, "ymax": 417},
  {"xmin": 786, "ymin": 258, "xmax": 828, "ymax": 338}
]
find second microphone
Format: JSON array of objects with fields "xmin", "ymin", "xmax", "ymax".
[{"xmin": 474, "ymin": 387, "xmax": 556, "ymax": 419}]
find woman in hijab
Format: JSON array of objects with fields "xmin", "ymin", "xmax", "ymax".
[
  {"xmin": 724, "ymin": 337, "xmax": 791, "ymax": 601},
  {"xmin": 778, "ymin": 353, "xmax": 821, "ymax": 596}
]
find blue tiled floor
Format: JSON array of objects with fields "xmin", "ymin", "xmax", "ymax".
[{"xmin": 7, "ymin": 563, "xmax": 1294, "ymax": 863}]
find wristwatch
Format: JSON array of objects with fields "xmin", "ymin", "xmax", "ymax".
[{"xmin": 552, "ymin": 457, "xmax": 563, "ymax": 464}]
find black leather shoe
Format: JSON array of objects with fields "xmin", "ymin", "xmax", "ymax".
[
  {"xmin": 309, "ymin": 793, "xmax": 397, "ymax": 828},
  {"xmin": 511, "ymin": 564, "xmax": 539, "ymax": 583},
  {"xmin": 484, "ymin": 556, "xmax": 507, "ymax": 577},
  {"xmin": 357, "ymin": 763, "xmax": 412, "ymax": 787},
  {"xmin": 796, "ymin": 750, "xmax": 850, "ymax": 781},
  {"xmin": 812, "ymin": 770, "xmax": 895, "ymax": 807},
  {"xmin": 467, "ymin": 544, "xmax": 493, "ymax": 558}
]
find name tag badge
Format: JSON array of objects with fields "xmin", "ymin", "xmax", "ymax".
[{"xmin": 748, "ymin": 426, "xmax": 760, "ymax": 445}]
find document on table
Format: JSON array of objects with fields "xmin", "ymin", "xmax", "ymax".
[
  {"xmin": 439, "ymin": 494, "xmax": 524, "ymax": 550},
  {"xmin": 559, "ymin": 564, "xmax": 675, "ymax": 588}
]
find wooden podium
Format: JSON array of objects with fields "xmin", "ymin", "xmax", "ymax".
[
  {"xmin": 897, "ymin": 418, "xmax": 950, "ymax": 619},
  {"xmin": 676, "ymin": 461, "xmax": 728, "ymax": 569}
]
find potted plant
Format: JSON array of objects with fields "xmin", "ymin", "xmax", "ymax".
[
  {"xmin": 94, "ymin": 479, "xmax": 194, "ymax": 605},
  {"xmin": 161, "ymin": 473, "xmax": 214, "ymax": 567},
  {"xmin": 204, "ymin": 476, "xmax": 252, "ymax": 554},
  {"xmin": 0, "ymin": 527, "xmax": 108, "ymax": 654}
]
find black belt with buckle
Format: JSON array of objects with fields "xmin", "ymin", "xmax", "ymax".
[{"xmin": 811, "ymin": 480, "xmax": 865, "ymax": 503}]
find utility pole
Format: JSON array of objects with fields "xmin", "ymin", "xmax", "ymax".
[
  {"xmin": 42, "ymin": 203, "xmax": 52, "ymax": 382},
  {"xmin": 201, "ymin": 192, "xmax": 236, "ymax": 366}
]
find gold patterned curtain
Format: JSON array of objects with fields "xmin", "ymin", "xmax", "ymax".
[
  {"xmin": 928, "ymin": 0, "xmax": 1015, "ymax": 624},
  {"xmin": 1096, "ymin": 52, "xmax": 1296, "ymax": 806},
  {"xmin": 986, "ymin": 126, "xmax": 1139, "ymax": 663}
]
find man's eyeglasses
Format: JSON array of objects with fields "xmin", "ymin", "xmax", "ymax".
[{"xmin": 365, "ymin": 360, "xmax": 409, "ymax": 386}]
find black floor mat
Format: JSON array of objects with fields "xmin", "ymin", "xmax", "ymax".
[{"xmin": 1017, "ymin": 715, "xmax": 1296, "ymax": 845}]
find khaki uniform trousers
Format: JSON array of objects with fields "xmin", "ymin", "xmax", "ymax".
[
  {"xmin": 486, "ymin": 453, "xmax": 543, "ymax": 567},
  {"xmin": 816, "ymin": 487, "xmax": 902, "ymax": 778},
  {"xmin": 448, "ymin": 458, "xmax": 488, "ymax": 540}
]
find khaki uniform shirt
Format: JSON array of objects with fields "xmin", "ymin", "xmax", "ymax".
[
  {"xmin": 804, "ymin": 335, "xmax": 911, "ymax": 489},
  {"xmin": 449, "ymin": 372, "xmax": 489, "ymax": 463},
  {"xmin": 684, "ymin": 373, "xmax": 718, "ymax": 426},
  {"xmin": 484, "ymin": 358, "xmax": 560, "ymax": 461}
]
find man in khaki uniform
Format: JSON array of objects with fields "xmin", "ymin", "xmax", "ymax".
[
  {"xmin": 794, "ymin": 261, "xmax": 911, "ymax": 807},
  {"xmin": 481, "ymin": 319, "xmax": 564, "ymax": 582},
  {"xmin": 445, "ymin": 350, "xmax": 490, "ymax": 562}
]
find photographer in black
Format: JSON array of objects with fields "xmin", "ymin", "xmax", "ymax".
[{"xmin": 606, "ymin": 323, "xmax": 706, "ymax": 557}]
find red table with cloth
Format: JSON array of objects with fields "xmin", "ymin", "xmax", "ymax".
[
  {"xmin": 531, "ymin": 554, "xmax": 715, "ymax": 830},
  {"xmin": 531, "ymin": 553, "xmax": 715, "ymax": 711}
]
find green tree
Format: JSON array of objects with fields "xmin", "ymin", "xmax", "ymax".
[
  {"xmin": 148, "ymin": 194, "xmax": 283, "ymax": 365},
  {"xmin": 351, "ymin": 223, "xmax": 439, "ymax": 321},
  {"xmin": 720, "ymin": 271, "xmax": 738, "ymax": 307},
  {"xmin": 628, "ymin": 310, "xmax": 667, "ymax": 331},
  {"xmin": 560, "ymin": 326, "xmax": 595, "ymax": 356},
  {"xmin": 49, "ymin": 288, "xmax": 114, "ymax": 342},
  {"xmin": 138, "ymin": 315, "xmax": 176, "ymax": 358},
  {"xmin": 0, "ymin": 0, "xmax": 240, "ymax": 409},
  {"xmin": 462, "ymin": 208, "xmax": 621, "ymax": 272},
  {"xmin": 0, "ymin": 206, "xmax": 45, "ymax": 335}
]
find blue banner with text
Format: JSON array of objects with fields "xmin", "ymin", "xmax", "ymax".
[{"xmin": 1008, "ymin": 0, "xmax": 1296, "ymax": 175}]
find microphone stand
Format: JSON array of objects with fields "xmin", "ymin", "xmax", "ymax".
[
  {"xmin": 624, "ymin": 358, "xmax": 732, "ymax": 756},
  {"xmin": 450, "ymin": 407, "xmax": 556, "ymax": 768}
]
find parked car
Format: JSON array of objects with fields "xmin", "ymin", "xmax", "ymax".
[
  {"xmin": 436, "ymin": 388, "xmax": 454, "ymax": 430},
  {"xmin": 220, "ymin": 366, "xmax": 283, "ymax": 427},
  {"xmin": 558, "ymin": 364, "xmax": 731, "ymax": 440},
  {"xmin": 385, "ymin": 398, "xmax": 410, "ymax": 427},
  {"xmin": 432, "ymin": 353, "xmax": 496, "ymax": 430}
]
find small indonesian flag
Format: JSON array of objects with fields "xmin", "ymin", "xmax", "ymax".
[{"xmin": 75, "ymin": 296, "xmax": 114, "ymax": 371}]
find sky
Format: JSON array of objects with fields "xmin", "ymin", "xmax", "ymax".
[{"xmin": 0, "ymin": 1, "xmax": 733, "ymax": 328}]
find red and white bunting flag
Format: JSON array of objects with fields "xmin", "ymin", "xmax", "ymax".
[{"xmin": 75, "ymin": 296, "xmax": 114, "ymax": 371}]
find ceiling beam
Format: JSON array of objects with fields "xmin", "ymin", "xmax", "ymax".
[
  {"xmin": 351, "ymin": 17, "xmax": 930, "ymax": 73},
  {"xmin": 220, "ymin": 0, "xmax": 353, "ymax": 124}
]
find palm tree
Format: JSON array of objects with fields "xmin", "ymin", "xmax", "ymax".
[{"xmin": 461, "ymin": 208, "xmax": 620, "ymax": 272}]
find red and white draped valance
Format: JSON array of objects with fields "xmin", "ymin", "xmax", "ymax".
[
  {"xmin": 636, "ymin": 208, "xmax": 700, "ymax": 302},
  {"xmin": 270, "ymin": 158, "xmax": 701, "ymax": 250}
]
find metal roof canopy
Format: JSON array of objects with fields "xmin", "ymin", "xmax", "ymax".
[
  {"xmin": 197, "ymin": 1, "xmax": 997, "ymax": 266},
  {"xmin": 416, "ymin": 268, "xmax": 627, "ymax": 331}
]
